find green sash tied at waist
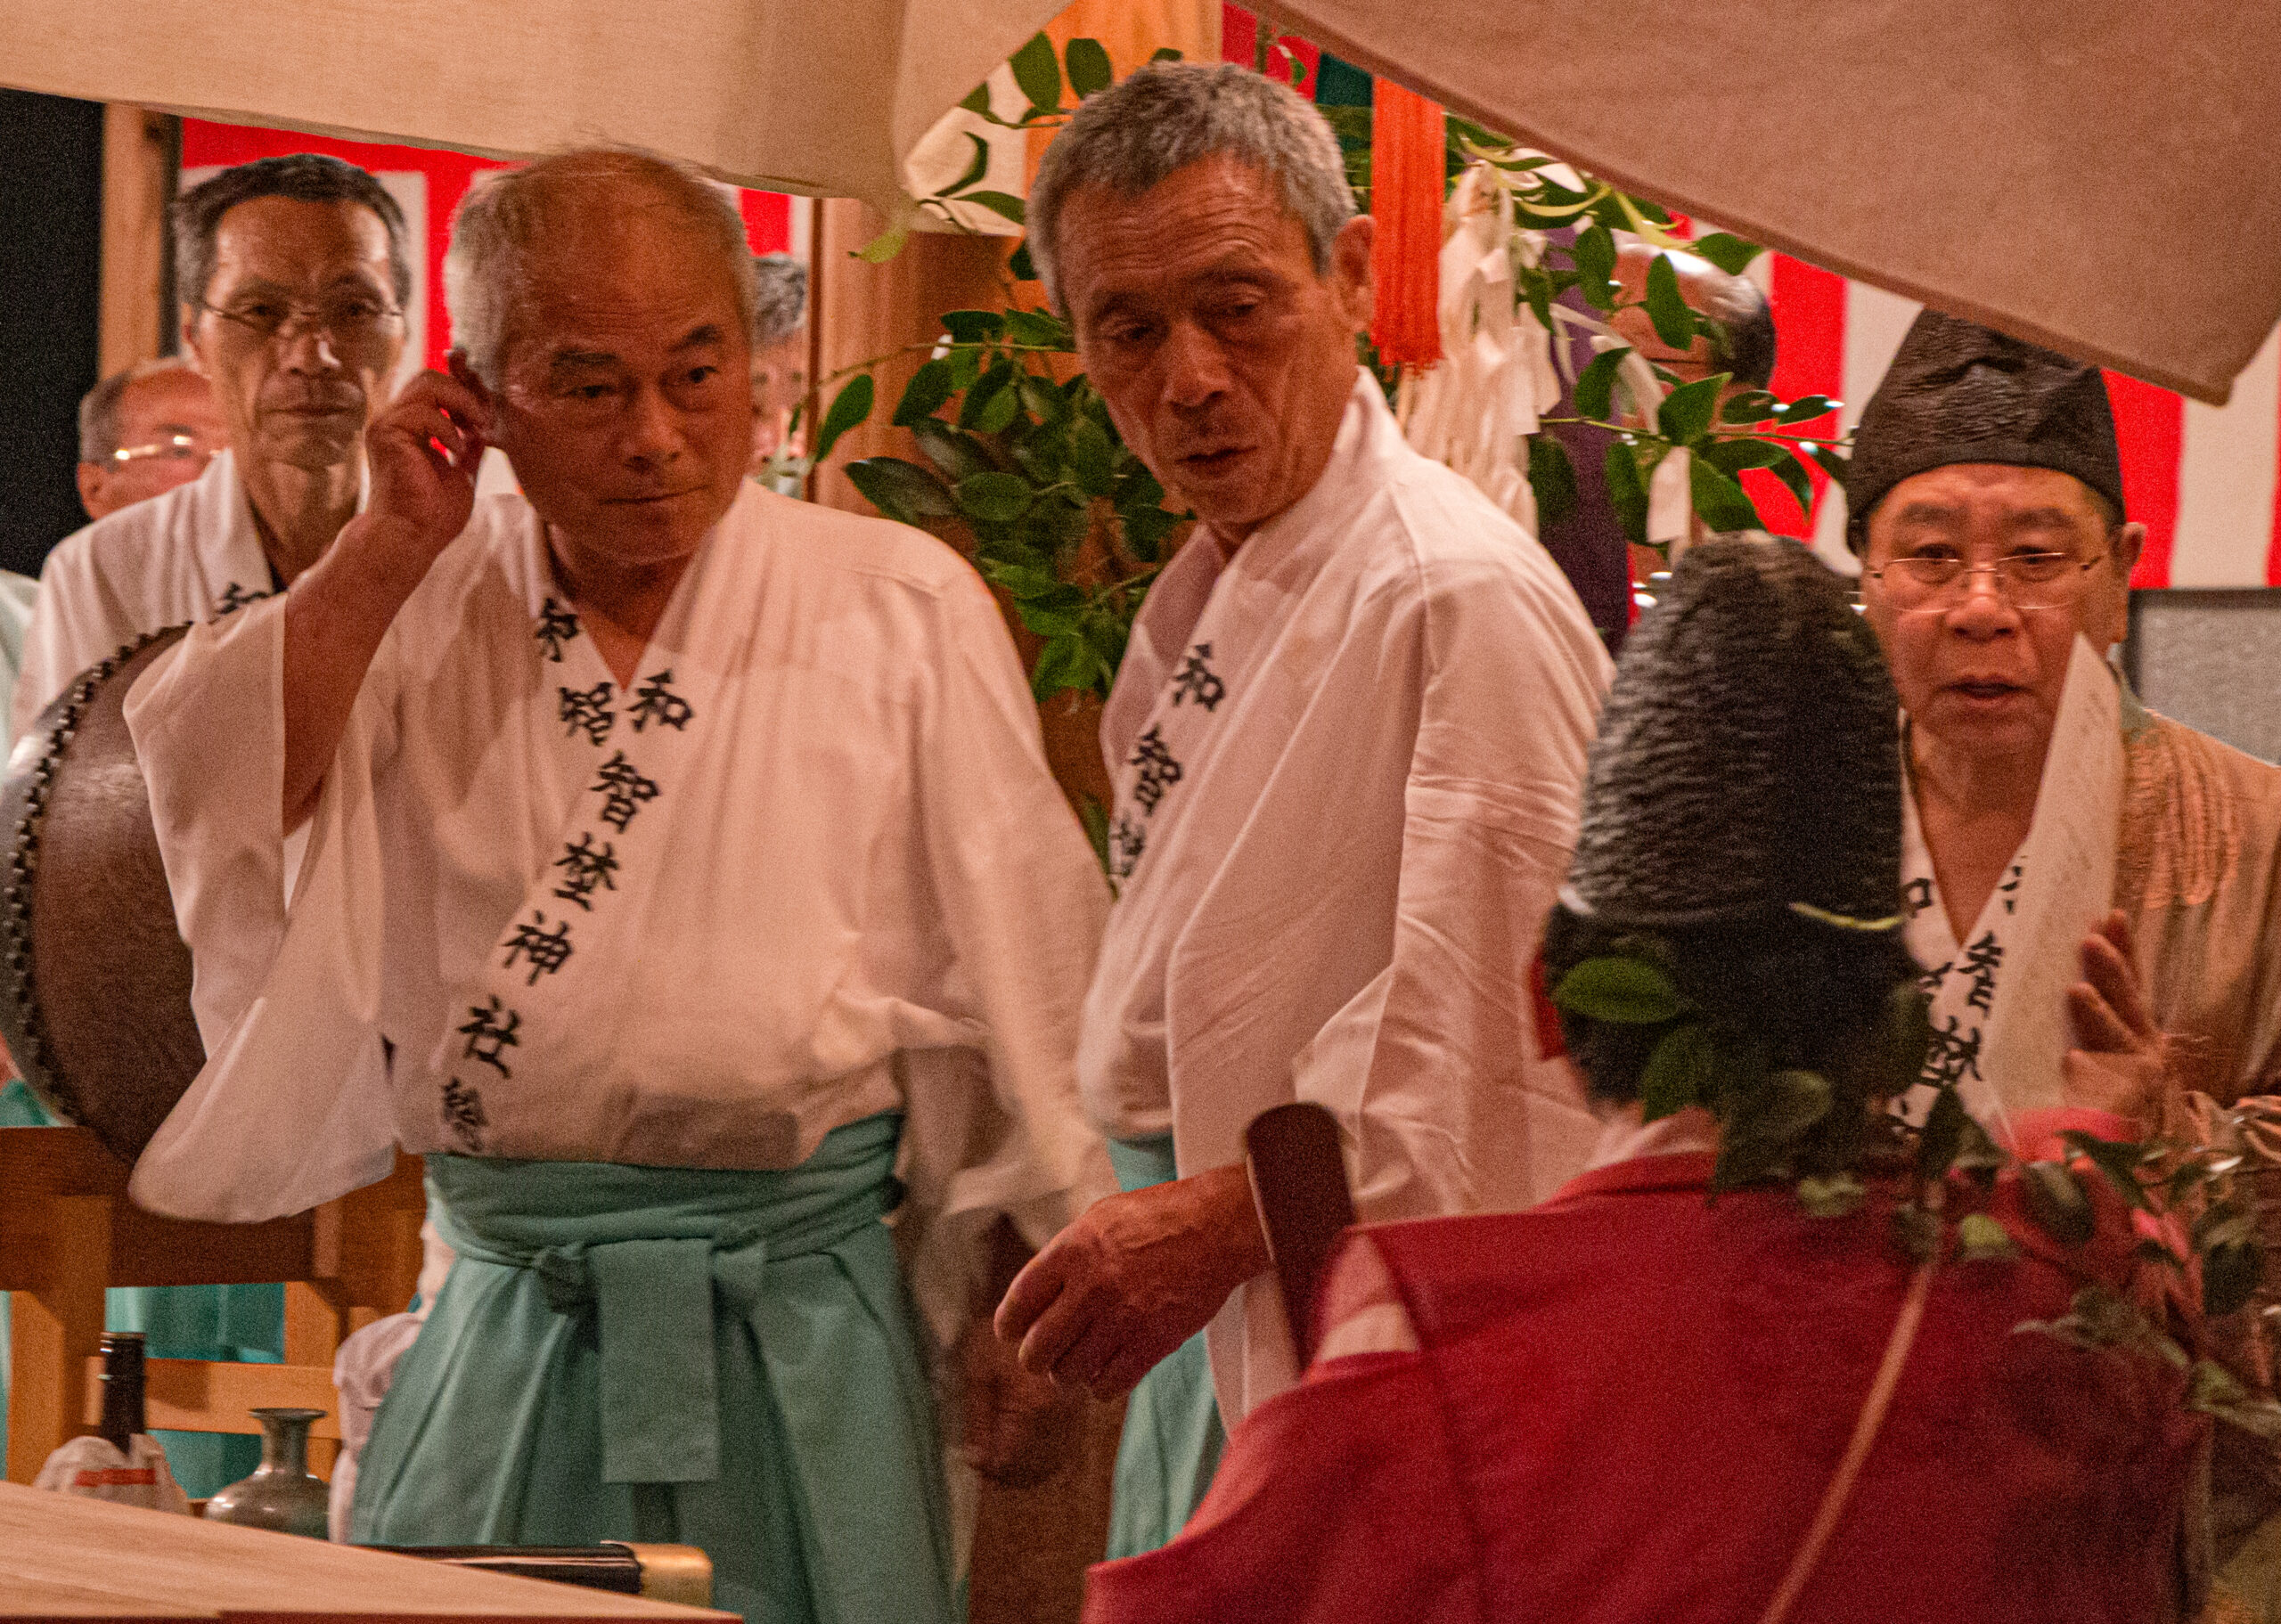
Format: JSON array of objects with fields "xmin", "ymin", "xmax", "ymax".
[
  {"xmin": 441, "ymin": 1152, "xmax": 899, "ymax": 1487},
  {"xmin": 353, "ymin": 1113, "xmax": 954, "ymax": 1624}
]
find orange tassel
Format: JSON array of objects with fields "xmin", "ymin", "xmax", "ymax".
[{"xmin": 1369, "ymin": 78, "xmax": 1445, "ymax": 368}]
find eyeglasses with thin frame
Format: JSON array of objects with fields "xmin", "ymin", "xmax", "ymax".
[
  {"xmin": 1864, "ymin": 548, "xmax": 2107, "ymax": 611},
  {"xmin": 108, "ymin": 433, "xmax": 212, "ymax": 468},
  {"xmin": 196, "ymin": 294, "xmax": 405, "ymax": 352}
]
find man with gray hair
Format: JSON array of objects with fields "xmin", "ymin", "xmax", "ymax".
[
  {"xmin": 993, "ymin": 62, "xmax": 1612, "ymax": 1555},
  {"xmin": 17, "ymin": 152, "xmax": 413, "ymax": 740},
  {"xmin": 747, "ymin": 250, "xmax": 807, "ymax": 475},
  {"xmin": 74, "ymin": 357, "xmax": 226, "ymax": 523},
  {"xmin": 122, "ymin": 147, "xmax": 1111, "ymax": 1622}
]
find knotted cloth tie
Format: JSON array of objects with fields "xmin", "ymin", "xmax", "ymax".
[{"xmin": 427, "ymin": 1114, "xmax": 903, "ymax": 1486}]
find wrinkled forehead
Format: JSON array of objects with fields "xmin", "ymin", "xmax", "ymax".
[
  {"xmin": 1060, "ymin": 157, "xmax": 1310, "ymax": 299},
  {"xmin": 501, "ymin": 199, "xmax": 745, "ymax": 362},
  {"xmin": 208, "ymin": 196, "xmax": 395, "ymax": 290}
]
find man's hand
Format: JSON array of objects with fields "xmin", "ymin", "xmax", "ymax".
[
  {"xmin": 2064, "ymin": 910, "xmax": 2166, "ymax": 1124},
  {"xmin": 960, "ymin": 1309, "xmax": 1082, "ymax": 1487},
  {"xmin": 993, "ymin": 1163, "xmax": 1270, "ymax": 1398},
  {"xmin": 361, "ymin": 368, "xmax": 492, "ymax": 574}
]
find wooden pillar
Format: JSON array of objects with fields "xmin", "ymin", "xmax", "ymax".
[
  {"xmin": 6, "ymin": 1197, "xmax": 109, "ymax": 1483},
  {"xmin": 97, "ymin": 105, "xmax": 175, "ymax": 378}
]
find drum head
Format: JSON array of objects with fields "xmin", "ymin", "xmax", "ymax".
[{"xmin": 0, "ymin": 625, "xmax": 201, "ymax": 1163}]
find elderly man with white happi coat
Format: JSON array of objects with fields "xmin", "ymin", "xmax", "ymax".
[
  {"xmin": 121, "ymin": 150, "xmax": 1112, "ymax": 1623},
  {"xmin": 993, "ymin": 63, "xmax": 1613, "ymax": 1557}
]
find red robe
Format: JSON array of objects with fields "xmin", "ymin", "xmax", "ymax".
[{"xmin": 1084, "ymin": 1130, "xmax": 2205, "ymax": 1624}]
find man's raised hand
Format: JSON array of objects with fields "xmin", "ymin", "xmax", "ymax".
[
  {"xmin": 2064, "ymin": 909, "xmax": 2167, "ymax": 1124},
  {"xmin": 362, "ymin": 368, "xmax": 491, "ymax": 570}
]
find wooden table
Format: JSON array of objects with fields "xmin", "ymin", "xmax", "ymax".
[{"xmin": 0, "ymin": 1484, "xmax": 736, "ymax": 1624}]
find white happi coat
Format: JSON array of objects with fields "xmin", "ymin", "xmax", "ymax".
[
  {"xmin": 1081, "ymin": 373, "xmax": 1613, "ymax": 1422},
  {"xmin": 123, "ymin": 480, "xmax": 1115, "ymax": 1343},
  {"xmin": 14, "ymin": 451, "xmax": 288, "ymax": 740}
]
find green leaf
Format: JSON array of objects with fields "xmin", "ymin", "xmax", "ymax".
[
  {"xmin": 1917, "ymin": 1084, "xmax": 1966, "ymax": 1181},
  {"xmin": 1018, "ymin": 375, "xmax": 1069, "ymax": 425},
  {"xmin": 1699, "ymin": 437, "xmax": 1788, "ymax": 477},
  {"xmin": 893, "ymin": 358, "xmax": 955, "ymax": 427},
  {"xmin": 812, "ymin": 374, "xmax": 875, "ymax": 462},
  {"xmin": 1149, "ymin": 45, "xmax": 1182, "ymax": 62},
  {"xmin": 1573, "ymin": 224, "xmax": 1617, "ymax": 310},
  {"xmin": 2021, "ymin": 1161, "xmax": 2095, "ymax": 1246},
  {"xmin": 1778, "ymin": 394, "xmax": 1838, "ymax": 426},
  {"xmin": 941, "ymin": 310, "xmax": 1006, "ymax": 345},
  {"xmin": 955, "ymin": 470, "xmax": 1034, "ymax": 523},
  {"xmin": 1030, "ymin": 632, "xmax": 1102, "ymax": 702},
  {"xmin": 1525, "ymin": 435, "xmax": 1579, "ymax": 525},
  {"xmin": 961, "ymin": 190, "xmax": 1029, "ymax": 226},
  {"xmin": 844, "ymin": 456, "xmax": 957, "ymax": 525},
  {"xmin": 1893, "ymin": 1202, "xmax": 1940, "ymax": 1262},
  {"xmin": 1768, "ymin": 450, "xmax": 1817, "ymax": 521},
  {"xmin": 1574, "ymin": 347, "xmax": 1631, "ymax": 422},
  {"xmin": 1553, "ymin": 956, "xmax": 1686, "ymax": 1024},
  {"xmin": 1005, "ymin": 308, "xmax": 1070, "ymax": 348},
  {"xmin": 1067, "ymin": 415, "xmax": 1116, "ymax": 497},
  {"xmin": 1119, "ymin": 501, "xmax": 1181, "ymax": 560},
  {"xmin": 960, "ymin": 83, "xmax": 993, "ymax": 115},
  {"xmin": 1688, "ymin": 458, "xmax": 1761, "ymax": 534},
  {"xmin": 1656, "ymin": 375, "xmax": 1726, "ymax": 447},
  {"xmin": 1078, "ymin": 793, "xmax": 1110, "ymax": 872},
  {"xmin": 1721, "ymin": 389, "xmax": 1780, "ymax": 425},
  {"xmin": 971, "ymin": 379, "xmax": 1022, "ymax": 435},
  {"xmin": 1640, "ymin": 1024, "xmax": 1713, "ymax": 1122},
  {"xmin": 1756, "ymin": 1069, "xmax": 1834, "ymax": 1141},
  {"xmin": 1007, "ymin": 241, "xmax": 1039, "ymax": 282},
  {"xmin": 1958, "ymin": 1212, "xmax": 2020, "ymax": 1262},
  {"xmin": 1604, "ymin": 441, "xmax": 1650, "ymax": 546},
  {"xmin": 949, "ymin": 132, "xmax": 991, "ymax": 197},
  {"xmin": 1065, "ymin": 37, "xmax": 1113, "ymax": 98},
  {"xmin": 959, "ymin": 361, "xmax": 1016, "ymax": 430},
  {"xmin": 910, "ymin": 420, "xmax": 995, "ymax": 485},
  {"xmin": 1809, "ymin": 443, "xmax": 1852, "ymax": 486},
  {"xmin": 1689, "ymin": 233, "xmax": 1764, "ymax": 276},
  {"xmin": 853, "ymin": 225, "xmax": 910, "ymax": 265},
  {"xmin": 2058, "ymin": 1130, "xmax": 2153, "ymax": 1212},
  {"xmin": 1010, "ymin": 32, "xmax": 1062, "ymax": 114},
  {"xmin": 2205, "ymin": 1238, "xmax": 2265, "ymax": 1317},
  {"xmin": 1953, "ymin": 1114, "xmax": 2009, "ymax": 1179},
  {"xmin": 1643, "ymin": 253, "xmax": 1695, "ymax": 351},
  {"xmin": 1795, "ymin": 1172, "xmax": 1865, "ymax": 1219}
]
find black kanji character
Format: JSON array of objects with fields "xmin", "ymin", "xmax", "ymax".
[
  {"xmin": 216, "ymin": 581, "xmax": 273, "ymax": 617},
  {"xmin": 1998, "ymin": 861, "xmax": 2023, "ymax": 916},
  {"xmin": 456, "ymin": 996, "xmax": 520, "ymax": 1077},
  {"xmin": 629, "ymin": 669, "xmax": 694, "ymax": 732},
  {"xmin": 592, "ymin": 751, "xmax": 660, "ymax": 832},
  {"xmin": 441, "ymin": 1076, "xmax": 489, "ymax": 1153},
  {"xmin": 1128, "ymin": 725, "xmax": 1183, "ymax": 814},
  {"xmin": 1171, "ymin": 643, "xmax": 1226, "ymax": 712},
  {"xmin": 1918, "ymin": 959, "xmax": 1952, "ymax": 998},
  {"xmin": 1901, "ymin": 877, "xmax": 1934, "ymax": 919},
  {"xmin": 551, "ymin": 832, "xmax": 620, "ymax": 910},
  {"xmin": 536, "ymin": 596, "xmax": 582, "ymax": 662},
  {"xmin": 1921, "ymin": 1015, "xmax": 1984, "ymax": 1089},
  {"xmin": 1108, "ymin": 813, "xmax": 1147, "ymax": 880},
  {"xmin": 1960, "ymin": 931, "xmax": 2003, "ymax": 1014},
  {"xmin": 560, "ymin": 681, "xmax": 616, "ymax": 745},
  {"xmin": 502, "ymin": 911, "xmax": 574, "ymax": 983}
]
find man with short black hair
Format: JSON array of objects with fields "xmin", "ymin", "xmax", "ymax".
[
  {"xmin": 16, "ymin": 152, "xmax": 411, "ymax": 736},
  {"xmin": 74, "ymin": 359, "xmax": 225, "ymax": 522}
]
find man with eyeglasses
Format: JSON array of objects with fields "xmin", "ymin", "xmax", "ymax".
[
  {"xmin": 1851, "ymin": 311, "xmax": 2281, "ymax": 1138},
  {"xmin": 14, "ymin": 152, "xmax": 411, "ymax": 739},
  {"xmin": 74, "ymin": 358, "xmax": 226, "ymax": 523},
  {"xmin": 4, "ymin": 151, "xmax": 413, "ymax": 1501}
]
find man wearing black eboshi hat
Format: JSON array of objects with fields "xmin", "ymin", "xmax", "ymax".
[{"xmin": 1847, "ymin": 310, "xmax": 2281, "ymax": 1137}]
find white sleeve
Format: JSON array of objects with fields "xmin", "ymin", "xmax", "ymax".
[
  {"xmin": 894, "ymin": 566, "xmax": 1116, "ymax": 1344},
  {"xmin": 1292, "ymin": 552, "xmax": 1611, "ymax": 1220},
  {"xmin": 122, "ymin": 595, "xmax": 398, "ymax": 1220},
  {"xmin": 13, "ymin": 534, "xmax": 135, "ymax": 743}
]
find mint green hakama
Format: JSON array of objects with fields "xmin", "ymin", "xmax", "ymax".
[
  {"xmin": 1101, "ymin": 1134, "xmax": 1227, "ymax": 1561},
  {"xmin": 349, "ymin": 1114, "xmax": 955, "ymax": 1624}
]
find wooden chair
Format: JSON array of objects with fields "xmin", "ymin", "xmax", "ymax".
[{"xmin": 1, "ymin": 1127, "xmax": 426, "ymax": 1483}]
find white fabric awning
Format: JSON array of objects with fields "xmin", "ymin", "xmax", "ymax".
[
  {"xmin": 0, "ymin": 0, "xmax": 1062, "ymax": 211},
  {"xmin": 4, "ymin": 0, "xmax": 2273, "ymax": 403}
]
